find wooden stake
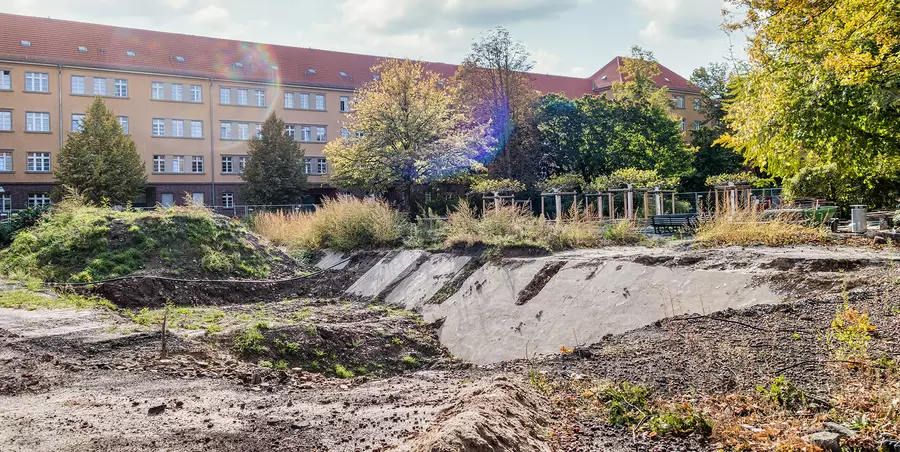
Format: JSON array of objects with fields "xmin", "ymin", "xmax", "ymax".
[{"xmin": 160, "ymin": 305, "xmax": 169, "ymax": 360}]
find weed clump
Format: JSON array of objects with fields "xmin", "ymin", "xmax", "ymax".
[
  {"xmin": 333, "ymin": 364, "xmax": 354, "ymax": 379},
  {"xmin": 233, "ymin": 322, "xmax": 268, "ymax": 355},
  {"xmin": 695, "ymin": 211, "xmax": 828, "ymax": 247}
]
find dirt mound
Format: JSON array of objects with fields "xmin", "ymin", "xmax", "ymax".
[{"xmin": 402, "ymin": 376, "xmax": 554, "ymax": 452}]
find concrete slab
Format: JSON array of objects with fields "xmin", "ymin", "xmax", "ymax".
[
  {"xmin": 384, "ymin": 254, "xmax": 473, "ymax": 310},
  {"xmin": 346, "ymin": 250, "xmax": 428, "ymax": 298},
  {"xmin": 316, "ymin": 251, "xmax": 350, "ymax": 270},
  {"xmin": 423, "ymin": 259, "xmax": 779, "ymax": 364}
]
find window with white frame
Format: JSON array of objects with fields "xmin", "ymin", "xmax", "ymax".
[
  {"xmin": 0, "ymin": 111, "xmax": 11, "ymax": 131},
  {"xmin": 191, "ymin": 192, "xmax": 204, "ymax": 206},
  {"xmin": 172, "ymin": 156, "xmax": 184, "ymax": 173},
  {"xmin": 152, "ymin": 82, "xmax": 164, "ymax": 100},
  {"xmin": 304, "ymin": 157, "xmax": 311, "ymax": 174},
  {"xmin": 152, "ymin": 118, "xmax": 165, "ymax": 136},
  {"xmin": 222, "ymin": 193, "xmax": 234, "ymax": 208},
  {"xmin": 254, "ymin": 89, "xmax": 265, "ymax": 107},
  {"xmin": 26, "ymin": 112, "xmax": 50, "ymax": 132},
  {"xmin": 0, "ymin": 151, "xmax": 12, "ymax": 172},
  {"xmin": 284, "ymin": 92, "xmax": 294, "ymax": 109},
  {"xmin": 171, "ymin": 84, "xmax": 183, "ymax": 101},
  {"xmin": 27, "ymin": 152, "xmax": 51, "ymax": 172},
  {"xmin": 190, "ymin": 85, "xmax": 202, "ymax": 102},
  {"xmin": 152, "ymin": 155, "xmax": 165, "ymax": 173},
  {"xmin": 285, "ymin": 125, "xmax": 295, "ymax": 139},
  {"xmin": 316, "ymin": 127, "xmax": 326, "ymax": 142},
  {"xmin": 191, "ymin": 120, "xmax": 203, "ymax": 138},
  {"xmin": 93, "ymin": 77, "xmax": 106, "ymax": 96},
  {"xmin": 255, "ymin": 124, "xmax": 262, "ymax": 139},
  {"xmin": 315, "ymin": 94, "xmax": 325, "ymax": 110},
  {"xmin": 238, "ymin": 156, "xmax": 246, "ymax": 173},
  {"xmin": 114, "ymin": 79, "xmax": 128, "ymax": 97},
  {"xmin": 220, "ymin": 87, "xmax": 231, "ymax": 104},
  {"xmin": 693, "ymin": 97, "xmax": 701, "ymax": 111},
  {"xmin": 301, "ymin": 126, "xmax": 311, "ymax": 142},
  {"xmin": 27, "ymin": 193, "xmax": 52, "ymax": 208},
  {"xmin": 237, "ymin": 123, "xmax": 249, "ymax": 140},
  {"xmin": 72, "ymin": 114, "xmax": 85, "ymax": 132},
  {"xmin": 191, "ymin": 156, "xmax": 204, "ymax": 173},
  {"xmin": 117, "ymin": 116, "xmax": 129, "ymax": 134},
  {"xmin": 693, "ymin": 120, "xmax": 703, "ymax": 131},
  {"xmin": 340, "ymin": 96, "xmax": 349, "ymax": 112},
  {"xmin": 299, "ymin": 93, "xmax": 310, "ymax": 109},
  {"xmin": 172, "ymin": 119, "xmax": 184, "ymax": 137},
  {"xmin": 237, "ymin": 89, "xmax": 248, "ymax": 105},
  {"xmin": 221, "ymin": 156, "xmax": 233, "ymax": 174},
  {"xmin": 0, "ymin": 70, "xmax": 10, "ymax": 90},
  {"xmin": 679, "ymin": 118, "xmax": 686, "ymax": 132},
  {"xmin": 0, "ymin": 194, "xmax": 10, "ymax": 212},
  {"xmin": 317, "ymin": 158, "xmax": 327, "ymax": 174},
  {"xmin": 25, "ymin": 72, "xmax": 49, "ymax": 92},
  {"xmin": 71, "ymin": 76, "xmax": 85, "ymax": 95},
  {"xmin": 220, "ymin": 122, "xmax": 232, "ymax": 139},
  {"xmin": 673, "ymin": 95, "xmax": 685, "ymax": 109}
]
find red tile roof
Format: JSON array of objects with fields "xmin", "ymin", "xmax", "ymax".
[
  {"xmin": 589, "ymin": 56, "xmax": 700, "ymax": 94},
  {"xmin": 0, "ymin": 13, "xmax": 687, "ymax": 98}
]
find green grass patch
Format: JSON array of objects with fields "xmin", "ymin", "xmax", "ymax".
[{"xmin": 0, "ymin": 290, "xmax": 115, "ymax": 311}]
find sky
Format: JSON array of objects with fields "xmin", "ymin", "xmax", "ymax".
[{"xmin": 1, "ymin": 0, "xmax": 747, "ymax": 79}]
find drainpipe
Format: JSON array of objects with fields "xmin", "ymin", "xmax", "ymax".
[
  {"xmin": 209, "ymin": 78, "xmax": 215, "ymax": 206},
  {"xmin": 57, "ymin": 65, "xmax": 63, "ymax": 148}
]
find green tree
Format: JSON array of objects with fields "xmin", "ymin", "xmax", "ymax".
[
  {"xmin": 240, "ymin": 113, "xmax": 307, "ymax": 205},
  {"xmin": 721, "ymin": 0, "xmax": 900, "ymax": 183},
  {"xmin": 611, "ymin": 46, "xmax": 672, "ymax": 111},
  {"xmin": 55, "ymin": 96, "xmax": 146, "ymax": 205},
  {"xmin": 324, "ymin": 59, "xmax": 492, "ymax": 212}
]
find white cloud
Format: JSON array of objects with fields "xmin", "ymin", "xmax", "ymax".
[
  {"xmin": 570, "ymin": 66, "xmax": 586, "ymax": 76},
  {"xmin": 532, "ymin": 49, "xmax": 560, "ymax": 74},
  {"xmin": 190, "ymin": 4, "xmax": 229, "ymax": 25},
  {"xmin": 164, "ymin": 0, "xmax": 190, "ymax": 10},
  {"xmin": 633, "ymin": 0, "xmax": 724, "ymax": 41}
]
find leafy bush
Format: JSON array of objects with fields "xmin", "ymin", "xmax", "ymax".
[
  {"xmin": 470, "ymin": 178, "xmax": 526, "ymax": 194},
  {"xmin": 233, "ymin": 323, "xmax": 267, "ymax": 355},
  {"xmin": 252, "ymin": 195, "xmax": 406, "ymax": 252},
  {"xmin": 538, "ymin": 173, "xmax": 585, "ymax": 192},
  {"xmin": 0, "ymin": 206, "xmax": 49, "ymax": 247},
  {"xmin": 827, "ymin": 302, "xmax": 875, "ymax": 362},
  {"xmin": 333, "ymin": 364, "xmax": 354, "ymax": 379},
  {"xmin": 755, "ymin": 376, "xmax": 807, "ymax": 409}
]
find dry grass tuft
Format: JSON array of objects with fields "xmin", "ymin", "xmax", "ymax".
[{"xmin": 695, "ymin": 210, "xmax": 829, "ymax": 247}]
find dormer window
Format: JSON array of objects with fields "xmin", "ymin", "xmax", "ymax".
[
  {"xmin": 307, "ymin": 68, "xmax": 317, "ymax": 75},
  {"xmin": 340, "ymin": 72, "xmax": 348, "ymax": 77},
  {"xmin": 78, "ymin": 46, "xmax": 88, "ymax": 52},
  {"xmin": 174, "ymin": 56, "xmax": 185, "ymax": 63},
  {"xmin": 20, "ymin": 40, "xmax": 31, "ymax": 47},
  {"xmin": 126, "ymin": 50, "xmax": 136, "ymax": 57},
  {"xmin": 233, "ymin": 62, "xmax": 244, "ymax": 69}
]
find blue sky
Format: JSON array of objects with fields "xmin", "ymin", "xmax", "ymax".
[{"xmin": 2, "ymin": 0, "xmax": 745, "ymax": 79}]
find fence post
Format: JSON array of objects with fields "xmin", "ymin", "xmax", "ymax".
[{"xmin": 555, "ymin": 193, "xmax": 562, "ymax": 223}]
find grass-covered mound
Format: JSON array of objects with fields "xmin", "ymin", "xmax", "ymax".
[{"xmin": 0, "ymin": 201, "xmax": 297, "ymax": 282}]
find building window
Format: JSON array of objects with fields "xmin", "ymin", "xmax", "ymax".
[
  {"xmin": 27, "ymin": 193, "xmax": 52, "ymax": 208},
  {"xmin": 93, "ymin": 78, "xmax": 106, "ymax": 96},
  {"xmin": 254, "ymin": 89, "xmax": 266, "ymax": 107},
  {"xmin": 160, "ymin": 193, "xmax": 175, "ymax": 207},
  {"xmin": 0, "ymin": 194, "xmax": 11, "ymax": 212},
  {"xmin": 114, "ymin": 79, "xmax": 128, "ymax": 97},
  {"xmin": 679, "ymin": 118, "xmax": 686, "ymax": 132},
  {"xmin": 220, "ymin": 122, "xmax": 232, "ymax": 139},
  {"xmin": 27, "ymin": 152, "xmax": 51, "ymax": 172},
  {"xmin": 693, "ymin": 120, "xmax": 703, "ymax": 131},
  {"xmin": 0, "ymin": 111, "xmax": 11, "ymax": 131},
  {"xmin": 71, "ymin": 76, "xmax": 85, "ymax": 95},
  {"xmin": 301, "ymin": 126, "xmax": 311, "ymax": 142},
  {"xmin": 222, "ymin": 192, "xmax": 234, "ymax": 208},
  {"xmin": 285, "ymin": 125, "xmax": 295, "ymax": 139},
  {"xmin": 191, "ymin": 192, "xmax": 204, "ymax": 206},
  {"xmin": 172, "ymin": 156, "xmax": 184, "ymax": 173},
  {"xmin": 0, "ymin": 151, "xmax": 12, "ymax": 172},
  {"xmin": 238, "ymin": 123, "xmax": 249, "ymax": 140},
  {"xmin": 222, "ymin": 156, "xmax": 233, "ymax": 174},
  {"xmin": 315, "ymin": 94, "xmax": 325, "ymax": 110},
  {"xmin": 171, "ymin": 84, "xmax": 183, "ymax": 102},
  {"xmin": 191, "ymin": 156, "xmax": 204, "ymax": 173},
  {"xmin": 25, "ymin": 72, "xmax": 49, "ymax": 92},
  {"xmin": 340, "ymin": 96, "xmax": 349, "ymax": 112},
  {"xmin": 190, "ymin": 85, "xmax": 202, "ymax": 103},
  {"xmin": 152, "ymin": 155, "xmax": 165, "ymax": 173},
  {"xmin": 693, "ymin": 97, "xmax": 701, "ymax": 111},
  {"xmin": 255, "ymin": 124, "xmax": 263, "ymax": 139},
  {"xmin": 172, "ymin": 120, "xmax": 184, "ymax": 137},
  {"xmin": 152, "ymin": 82, "xmax": 164, "ymax": 100},
  {"xmin": 238, "ymin": 156, "xmax": 247, "ymax": 173},
  {"xmin": 304, "ymin": 157, "xmax": 311, "ymax": 174},
  {"xmin": 316, "ymin": 127, "xmax": 326, "ymax": 142},
  {"xmin": 0, "ymin": 70, "xmax": 10, "ymax": 90},
  {"xmin": 284, "ymin": 92, "xmax": 294, "ymax": 109},
  {"xmin": 72, "ymin": 114, "xmax": 85, "ymax": 132},
  {"xmin": 237, "ymin": 89, "xmax": 248, "ymax": 105},
  {"xmin": 26, "ymin": 112, "xmax": 50, "ymax": 132},
  {"xmin": 673, "ymin": 95, "xmax": 685, "ymax": 109},
  {"xmin": 317, "ymin": 158, "xmax": 327, "ymax": 175},
  {"xmin": 299, "ymin": 93, "xmax": 310, "ymax": 109},
  {"xmin": 152, "ymin": 118, "xmax": 165, "ymax": 136},
  {"xmin": 191, "ymin": 120, "xmax": 203, "ymax": 138},
  {"xmin": 220, "ymin": 87, "xmax": 231, "ymax": 104},
  {"xmin": 117, "ymin": 116, "xmax": 129, "ymax": 134}
]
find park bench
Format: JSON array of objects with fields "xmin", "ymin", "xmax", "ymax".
[{"xmin": 651, "ymin": 213, "xmax": 698, "ymax": 234}]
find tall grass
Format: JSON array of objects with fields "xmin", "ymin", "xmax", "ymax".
[
  {"xmin": 252, "ymin": 195, "xmax": 407, "ymax": 252},
  {"xmin": 695, "ymin": 210, "xmax": 829, "ymax": 247}
]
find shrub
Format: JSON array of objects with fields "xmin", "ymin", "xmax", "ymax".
[
  {"xmin": 602, "ymin": 220, "xmax": 646, "ymax": 245},
  {"xmin": 755, "ymin": 376, "xmax": 807, "ymax": 409},
  {"xmin": 0, "ymin": 206, "xmax": 49, "ymax": 247},
  {"xmin": 827, "ymin": 301, "xmax": 875, "ymax": 362},
  {"xmin": 333, "ymin": 364, "xmax": 354, "ymax": 379},
  {"xmin": 233, "ymin": 324, "xmax": 266, "ymax": 355},
  {"xmin": 252, "ymin": 195, "xmax": 406, "ymax": 252}
]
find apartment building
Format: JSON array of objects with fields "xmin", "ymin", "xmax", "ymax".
[{"xmin": 0, "ymin": 13, "xmax": 703, "ymax": 211}]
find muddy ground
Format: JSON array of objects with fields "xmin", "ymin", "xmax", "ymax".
[{"xmin": 2, "ymin": 245, "xmax": 900, "ymax": 451}]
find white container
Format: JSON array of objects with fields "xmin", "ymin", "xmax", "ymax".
[{"xmin": 850, "ymin": 205, "xmax": 867, "ymax": 233}]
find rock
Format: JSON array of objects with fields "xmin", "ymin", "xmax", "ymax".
[
  {"xmin": 874, "ymin": 236, "xmax": 888, "ymax": 245},
  {"xmin": 803, "ymin": 431, "xmax": 841, "ymax": 451},
  {"xmin": 148, "ymin": 404, "xmax": 166, "ymax": 416},
  {"xmin": 250, "ymin": 372, "xmax": 262, "ymax": 385},
  {"xmin": 290, "ymin": 421, "xmax": 310, "ymax": 430},
  {"xmin": 823, "ymin": 422, "xmax": 856, "ymax": 438}
]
